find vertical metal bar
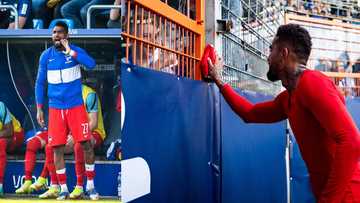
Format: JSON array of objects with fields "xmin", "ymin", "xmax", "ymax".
[
  {"xmin": 158, "ymin": 16, "xmax": 162, "ymax": 70},
  {"xmin": 168, "ymin": 20, "xmax": 171, "ymax": 71},
  {"xmin": 178, "ymin": 52, "xmax": 181, "ymax": 76},
  {"xmin": 140, "ymin": 7, "xmax": 144, "ymax": 66},
  {"xmin": 132, "ymin": 5, "xmax": 138, "ymax": 64},
  {"xmin": 194, "ymin": 32, "xmax": 196, "ymax": 78},
  {"xmin": 125, "ymin": 0, "xmax": 131, "ymax": 63},
  {"xmin": 184, "ymin": 29, "xmax": 187, "ymax": 77},
  {"xmin": 187, "ymin": 0, "xmax": 190, "ymax": 17},
  {"xmin": 181, "ymin": 27, "xmax": 184, "ymax": 77},
  {"xmin": 175, "ymin": 25, "xmax": 180, "ymax": 76},
  {"xmin": 248, "ymin": 0, "xmax": 250, "ymax": 24},
  {"xmin": 189, "ymin": 32, "xmax": 192, "ymax": 79},
  {"xmin": 147, "ymin": 10, "xmax": 150, "ymax": 67},
  {"xmin": 191, "ymin": 32, "xmax": 194, "ymax": 79},
  {"xmin": 164, "ymin": 18, "xmax": 168, "ymax": 70},
  {"xmin": 191, "ymin": 32, "xmax": 194, "ymax": 78},
  {"xmin": 153, "ymin": 13, "xmax": 156, "ymax": 70},
  {"xmin": 186, "ymin": 30, "xmax": 189, "ymax": 78}
]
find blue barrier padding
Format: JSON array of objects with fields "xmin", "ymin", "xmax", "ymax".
[
  {"xmin": 290, "ymin": 131, "xmax": 316, "ymax": 203},
  {"xmin": 346, "ymin": 97, "xmax": 360, "ymax": 126},
  {"xmin": 221, "ymin": 90, "xmax": 287, "ymax": 203},
  {"xmin": 121, "ymin": 63, "xmax": 216, "ymax": 203}
]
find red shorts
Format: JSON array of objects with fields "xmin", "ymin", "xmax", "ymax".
[
  {"xmin": 48, "ymin": 105, "xmax": 91, "ymax": 147},
  {"xmin": 29, "ymin": 130, "xmax": 102, "ymax": 149},
  {"xmin": 27, "ymin": 130, "xmax": 49, "ymax": 146},
  {"xmin": 7, "ymin": 129, "xmax": 24, "ymax": 152}
]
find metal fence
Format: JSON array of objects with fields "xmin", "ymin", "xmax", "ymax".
[
  {"xmin": 219, "ymin": 0, "xmax": 283, "ymax": 95},
  {"xmin": 121, "ymin": 0, "xmax": 204, "ymax": 79}
]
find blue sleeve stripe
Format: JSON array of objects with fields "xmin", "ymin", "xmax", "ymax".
[
  {"xmin": 86, "ymin": 93, "xmax": 98, "ymax": 113},
  {"xmin": 0, "ymin": 102, "xmax": 12, "ymax": 125}
]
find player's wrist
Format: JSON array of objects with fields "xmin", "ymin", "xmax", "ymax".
[
  {"xmin": 64, "ymin": 48, "xmax": 71, "ymax": 55},
  {"xmin": 36, "ymin": 104, "xmax": 43, "ymax": 110},
  {"xmin": 214, "ymin": 78, "xmax": 225, "ymax": 89}
]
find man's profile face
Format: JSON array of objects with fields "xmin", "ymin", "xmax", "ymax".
[
  {"xmin": 267, "ymin": 38, "xmax": 283, "ymax": 82},
  {"xmin": 52, "ymin": 26, "xmax": 68, "ymax": 49}
]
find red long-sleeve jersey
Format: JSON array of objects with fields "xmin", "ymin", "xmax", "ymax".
[{"xmin": 221, "ymin": 69, "xmax": 360, "ymax": 203}]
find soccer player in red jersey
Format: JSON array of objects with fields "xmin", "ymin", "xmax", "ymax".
[{"xmin": 208, "ymin": 24, "xmax": 360, "ymax": 203}]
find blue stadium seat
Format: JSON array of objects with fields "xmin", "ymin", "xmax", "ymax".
[
  {"xmin": 48, "ymin": 19, "xmax": 75, "ymax": 29},
  {"xmin": 32, "ymin": 19, "xmax": 44, "ymax": 29}
]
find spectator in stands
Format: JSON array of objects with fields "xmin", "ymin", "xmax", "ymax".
[
  {"xmin": 107, "ymin": 0, "xmax": 122, "ymax": 28},
  {"xmin": 320, "ymin": 2, "xmax": 331, "ymax": 15},
  {"xmin": 338, "ymin": 62, "xmax": 356, "ymax": 97},
  {"xmin": 303, "ymin": 0, "xmax": 314, "ymax": 11},
  {"xmin": 0, "ymin": 0, "xmax": 32, "ymax": 29},
  {"xmin": 229, "ymin": 0, "xmax": 243, "ymax": 18},
  {"xmin": 208, "ymin": 23, "xmax": 360, "ymax": 203},
  {"xmin": 32, "ymin": 0, "xmax": 66, "ymax": 28},
  {"xmin": 351, "ymin": 6, "xmax": 360, "ymax": 20},
  {"xmin": 336, "ymin": 60, "xmax": 346, "ymax": 72},
  {"xmin": 131, "ymin": 15, "xmax": 178, "ymax": 74},
  {"xmin": 352, "ymin": 58, "xmax": 360, "ymax": 73},
  {"xmin": 315, "ymin": 58, "xmax": 331, "ymax": 71},
  {"xmin": 0, "ymin": 101, "xmax": 24, "ymax": 197},
  {"xmin": 31, "ymin": 0, "xmax": 50, "ymax": 27},
  {"xmin": 167, "ymin": 0, "xmax": 196, "ymax": 19},
  {"xmin": 285, "ymin": 0, "xmax": 298, "ymax": 11},
  {"xmin": 330, "ymin": 60, "xmax": 342, "ymax": 72},
  {"xmin": 60, "ymin": 0, "xmax": 113, "ymax": 28}
]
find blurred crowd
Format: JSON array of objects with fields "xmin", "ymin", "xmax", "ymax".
[
  {"xmin": 0, "ymin": 0, "xmax": 195, "ymax": 29},
  {"xmin": 283, "ymin": 0, "xmax": 360, "ymax": 21}
]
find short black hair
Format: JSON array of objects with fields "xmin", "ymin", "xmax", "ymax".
[
  {"xmin": 54, "ymin": 21, "xmax": 69, "ymax": 33},
  {"xmin": 275, "ymin": 24, "xmax": 312, "ymax": 63}
]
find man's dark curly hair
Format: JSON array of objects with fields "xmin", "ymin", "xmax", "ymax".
[{"xmin": 275, "ymin": 24, "xmax": 312, "ymax": 63}]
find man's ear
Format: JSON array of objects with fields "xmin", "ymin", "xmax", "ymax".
[{"xmin": 281, "ymin": 47, "xmax": 289, "ymax": 59}]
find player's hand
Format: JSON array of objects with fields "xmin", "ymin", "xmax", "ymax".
[
  {"xmin": 207, "ymin": 53, "xmax": 225, "ymax": 87},
  {"xmin": 60, "ymin": 39, "xmax": 71, "ymax": 54},
  {"xmin": 36, "ymin": 108, "xmax": 45, "ymax": 128}
]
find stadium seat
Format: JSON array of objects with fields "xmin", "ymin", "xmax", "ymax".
[
  {"xmin": 32, "ymin": 19, "xmax": 44, "ymax": 29},
  {"xmin": 48, "ymin": 19, "xmax": 75, "ymax": 29}
]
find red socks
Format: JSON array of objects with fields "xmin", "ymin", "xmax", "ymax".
[
  {"xmin": 24, "ymin": 137, "xmax": 42, "ymax": 180},
  {"xmin": 74, "ymin": 143, "xmax": 85, "ymax": 186},
  {"xmin": 45, "ymin": 145, "xmax": 58, "ymax": 185},
  {"xmin": 0, "ymin": 139, "xmax": 7, "ymax": 183}
]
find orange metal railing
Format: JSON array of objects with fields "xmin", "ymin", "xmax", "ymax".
[{"xmin": 122, "ymin": 0, "xmax": 205, "ymax": 80}]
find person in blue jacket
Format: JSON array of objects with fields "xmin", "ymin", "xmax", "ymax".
[{"xmin": 35, "ymin": 21, "xmax": 99, "ymax": 200}]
